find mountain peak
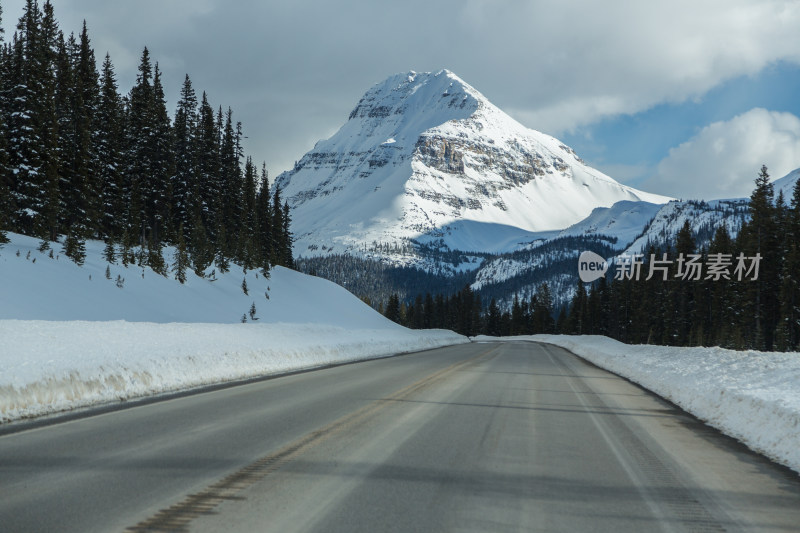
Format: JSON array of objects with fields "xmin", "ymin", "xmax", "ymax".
[{"xmin": 276, "ymin": 70, "xmax": 671, "ymax": 265}]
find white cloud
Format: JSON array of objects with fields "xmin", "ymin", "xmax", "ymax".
[
  {"xmin": 3, "ymin": 0, "xmax": 800, "ymax": 176},
  {"xmin": 644, "ymin": 108, "xmax": 800, "ymax": 200}
]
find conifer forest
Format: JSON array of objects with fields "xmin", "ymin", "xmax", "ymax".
[{"xmin": 0, "ymin": 0, "xmax": 293, "ymax": 278}]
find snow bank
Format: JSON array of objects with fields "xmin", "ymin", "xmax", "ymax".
[
  {"xmin": 522, "ymin": 335, "xmax": 800, "ymax": 474},
  {"xmin": 0, "ymin": 321, "xmax": 466, "ymax": 423},
  {"xmin": 0, "ymin": 232, "xmax": 468, "ymax": 423}
]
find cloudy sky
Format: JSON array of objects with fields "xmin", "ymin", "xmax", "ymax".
[{"xmin": 4, "ymin": 0, "xmax": 800, "ymax": 200}]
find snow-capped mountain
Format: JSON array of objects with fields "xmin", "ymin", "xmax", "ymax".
[
  {"xmin": 276, "ymin": 70, "xmax": 670, "ymax": 263},
  {"xmin": 772, "ymin": 168, "xmax": 800, "ymax": 200},
  {"xmin": 621, "ymin": 199, "xmax": 749, "ymax": 256}
]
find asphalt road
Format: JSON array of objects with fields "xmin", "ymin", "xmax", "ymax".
[{"xmin": 1, "ymin": 341, "xmax": 799, "ymax": 532}]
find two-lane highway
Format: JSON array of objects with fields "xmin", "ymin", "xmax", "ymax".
[{"xmin": 2, "ymin": 341, "xmax": 799, "ymax": 532}]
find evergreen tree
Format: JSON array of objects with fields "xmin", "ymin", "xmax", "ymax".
[
  {"xmin": 272, "ymin": 186, "xmax": 289, "ymax": 266},
  {"xmin": 194, "ymin": 91, "xmax": 219, "ymax": 237},
  {"xmin": 255, "ymin": 162, "xmax": 273, "ymax": 271},
  {"xmin": 96, "ymin": 53, "xmax": 123, "ymax": 239},
  {"xmin": 485, "ymin": 298, "xmax": 501, "ymax": 336},
  {"xmin": 190, "ymin": 212, "xmax": 212, "ymax": 276},
  {"xmin": 7, "ymin": 1, "xmax": 43, "ymax": 235},
  {"xmin": 776, "ymin": 178, "xmax": 800, "ymax": 350},
  {"xmin": 102, "ymin": 237, "xmax": 115, "ymax": 264},
  {"xmin": 741, "ymin": 165, "xmax": 779, "ymax": 349},
  {"xmin": 146, "ymin": 63, "xmax": 173, "ymax": 244},
  {"xmin": 240, "ymin": 156, "xmax": 258, "ymax": 268},
  {"xmin": 282, "ymin": 200, "xmax": 293, "ymax": 268},
  {"xmin": 0, "ymin": 2, "xmax": 9, "ymax": 244},
  {"xmin": 567, "ymin": 279, "xmax": 588, "ymax": 334},
  {"xmin": 123, "ymin": 47, "xmax": 152, "ymax": 248},
  {"xmin": 707, "ymin": 225, "xmax": 733, "ymax": 346},
  {"xmin": 385, "ymin": 293, "xmax": 401, "ymax": 324},
  {"xmin": 63, "ymin": 230, "xmax": 85, "ymax": 264},
  {"xmin": 672, "ymin": 220, "xmax": 696, "ymax": 345},
  {"xmin": 172, "ymin": 74, "xmax": 197, "ymax": 240},
  {"xmin": 218, "ymin": 108, "xmax": 241, "ymax": 258},
  {"xmin": 171, "ymin": 222, "xmax": 189, "ymax": 284},
  {"xmin": 147, "ymin": 234, "xmax": 167, "ymax": 276},
  {"xmin": 75, "ymin": 20, "xmax": 100, "ymax": 234}
]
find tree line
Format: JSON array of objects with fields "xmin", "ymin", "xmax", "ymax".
[
  {"xmin": 564, "ymin": 165, "xmax": 800, "ymax": 351},
  {"xmin": 382, "ymin": 282, "xmax": 557, "ymax": 337},
  {"xmin": 0, "ymin": 0, "xmax": 292, "ymax": 279}
]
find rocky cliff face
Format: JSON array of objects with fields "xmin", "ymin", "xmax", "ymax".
[{"xmin": 275, "ymin": 70, "xmax": 670, "ymax": 267}]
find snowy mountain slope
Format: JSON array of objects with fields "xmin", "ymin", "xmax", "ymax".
[
  {"xmin": 0, "ymin": 232, "xmax": 394, "ymax": 328},
  {"xmin": 621, "ymin": 199, "xmax": 749, "ymax": 256},
  {"xmin": 555, "ymin": 200, "xmax": 664, "ymax": 246},
  {"xmin": 471, "ymin": 167, "xmax": 800, "ymax": 310},
  {"xmin": 619, "ymin": 167, "xmax": 799, "ymax": 258},
  {"xmin": 276, "ymin": 70, "xmax": 671, "ymax": 262},
  {"xmin": 772, "ymin": 167, "xmax": 800, "ymax": 200}
]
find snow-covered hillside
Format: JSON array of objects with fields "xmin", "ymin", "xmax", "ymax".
[
  {"xmin": 1, "ymin": 232, "xmax": 389, "ymax": 327},
  {"xmin": 276, "ymin": 70, "xmax": 670, "ymax": 264},
  {"xmin": 621, "ymin": 199, "xmax": 749, "ymax": 256},
  {"xmin": 0, "ymin": 233, "xmax": 468, "ymax": 422},
  {"xmin": 772, "ymin": 167, "xmax": 800, "ymax": 200},
  {"xmin": 619, "ymin": 168, "xmax": 797, "ymax": 258}
]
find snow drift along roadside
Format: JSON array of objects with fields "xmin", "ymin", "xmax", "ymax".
[
  {"xmin": 0, "ymin": 320, "xmax": 467, "ymax": 423},
  {"xmin": 529, "ymin": 335, "xmax": 800, "ymax": 475}
]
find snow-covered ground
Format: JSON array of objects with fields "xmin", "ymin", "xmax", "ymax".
[
  {"xmin": 0, "ymin": 233, "xmax": 467, "ymax": 423},
  {"xmin": 479, "ymin": 335, "xmax": 800, "ymax": 475}
]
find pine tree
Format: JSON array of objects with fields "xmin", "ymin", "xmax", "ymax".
[
  {"xmin": 742, "ymin": 165, "xmax": 779, "ymax": 349},
  {"xmin": 103, "ymin": 237, "xmax": 115, "ymax": 264},
  {"xmin": 672, "ymin": 220, "xmax": 696, "ymax": 345},
  {"xmin": 776, "ymin": 178, "xmax": 800, "ymax": 350},
  {"xmin": 567, "ymin": 279, "xmax": 588, "ymax": 334},
  {"xmin": 75, "ymin": 20, "xmax": 100, "ymax": 234},
  {"xmin": 190, "ymin": 212, "xmax": 212, "ymax": 276},
  {"xmin": 708, "ymin": 225, "xmax": 734, "ymax": 347},
  {"xmin": 256, "ymin": 162, "xmax": 273, "ymax": 271},
  {"xmin": 239, "ymin": 156, "xmax": 258, "ymax": 269},
  {"xmin": 385, "ymin": 293, "xmax": 401, "ymax": 324},
  {"xmin": 282, "ymin": 200, "xmax": 293, "ymax": 268},
  {"xmin": 486, "ymin": 298, "xmax": 501, "ymax": 336},
  {"xmin": 0, "ymin": 2, "xmax": 10, "ymax": 245},
  {"xmin": 272, "ymin": 186, "xmax": 286, "ymax": 266},
  {"xmin": 124, "ymin": 47, "xmax": 154, "ymax": 252},
  {"xmin": 7, "ymin": 1, "xmax": 42, "ymax": 235},
  {"xmin": 147, "ymin": 235, "xmax": 167, "ymax": 276},
  {"xmin": 194, "ymin": 91, "xmax": 219, "ymax": 238},
  {"xmin": 218, "ymin": 108, "xmax": 241, "ymax": 259},
  {"xmin": 35, "ymin": 1, "xmax": 59, "ymax": 245},
  {"xmin": 172, "ymin": 222, "xmax": 189, "ymax": 284},
  {"xmin": 96, "ymin": 53, "xmax": 123, "ymax": 240},
  {"xmin": 146, "ymin": 63, "xmax": 173, "ymax": 244},
  {"xmin": 215, "ymin": 222, "xmax": 229, "ymax": 273},
  {"xmin": 172, "ymin": 74, "xmax": 197, "ymax": 240},
  {"xmin": 63, "ymin": 230, "xmax": 85, "ymax": 264}
]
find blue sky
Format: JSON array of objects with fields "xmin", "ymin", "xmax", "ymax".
[
  {"xmin": 562, "ymin": 61, "xmax": 800, "ymax": 198},
  {"xmin": 4, "ymin": 0, "xmax": 800, "ymax": 201}
]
